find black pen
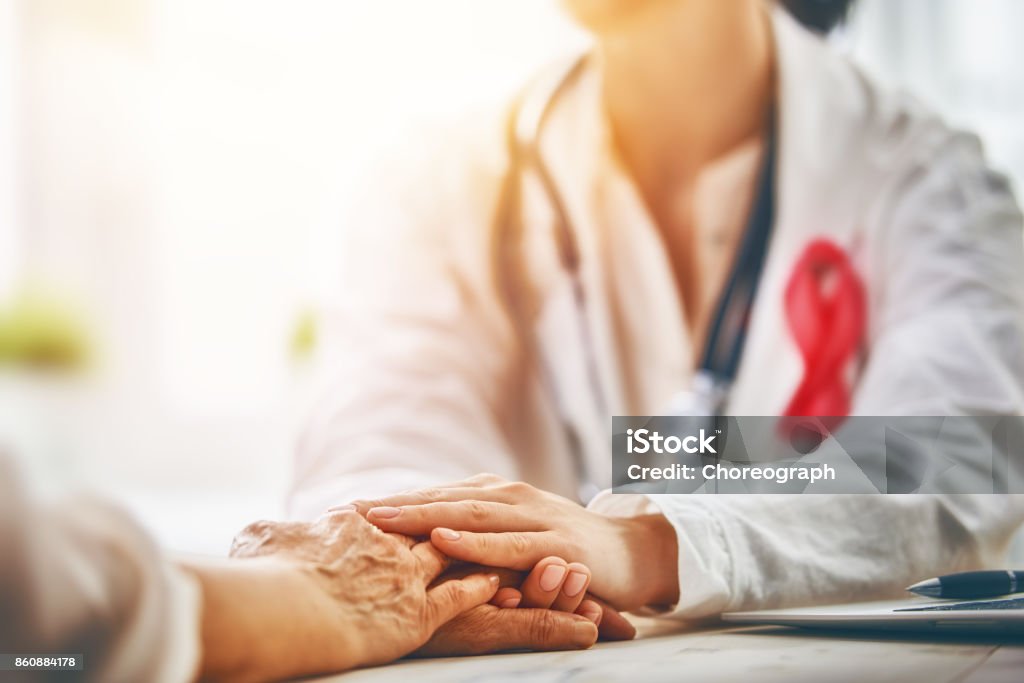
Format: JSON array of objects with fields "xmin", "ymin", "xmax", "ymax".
[{"xmin": 907, "ymin": 570, "xmax": 1024, "ymax": 599}]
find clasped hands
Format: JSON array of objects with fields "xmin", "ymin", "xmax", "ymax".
[
  {"xmin": 217, "ymin": 474, "xmax": 678, "ymax": 680},
  {"xmin": 347, "ymin": 473, "xmax": 679, "ymax": 654}
]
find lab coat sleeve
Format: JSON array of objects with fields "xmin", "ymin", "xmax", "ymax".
[
  {"xmin": 593, "ymin": 132, "xmax": 1024, "ymax": 618},
  {"xmin": 287, "ymin": 124, "xmax": 524, "ymax": 519},
  {"xmin": 0, "ymin": 455, "xmax": 201, "ymax": 683}
]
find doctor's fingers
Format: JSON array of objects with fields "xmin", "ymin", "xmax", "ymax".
[
  {"xmin": 550, "ymin": 563, "xmax": 592, "ymax": 613},
  {"xmin": 429, "ymin": 529, "xmax": 571, "ymax": 572},
  {"xmin": 340, "ymin": 486, "xmax": 521, "ymax": 515},
  {"xmin": 366, "ymin": 501, "xmax": 545, "ymax": 535},
  {"xmin": 346, "ymin": 478, "xmax": 547, "ymax": 514},
  {"xmin": 519, "ymin": 557, "xmax": 592, "ymax": 612}
]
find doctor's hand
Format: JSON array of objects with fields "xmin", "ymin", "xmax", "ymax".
[{"xmin": 350, "ymin": 475, "xmax": 680, "ymax": 612}]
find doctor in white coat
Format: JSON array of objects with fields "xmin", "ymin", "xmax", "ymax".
[{"xmin": 291, "ymin": 0, "xmax": 1024, "ymax": 622}]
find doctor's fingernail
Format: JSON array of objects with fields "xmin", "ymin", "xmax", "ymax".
[
  {"xmin": 563, "ymin": 571, "xmax": 588, "ymax": 597},
  {"xmin": 436, "ymin": 528, "xmax": 461, "ymax": 541},
  {"xmin": 500, "ymin": 597, "xmax": 521, "ymax": 609},
  {"xmin": 581, "ymin": 607, "xmax": 602, "ymax": 625},
  {"xmin": 328, "ymin": 504, "xmax": 357, "ymax": 513},
  {"xmin": 539, "ymin": 564, "xmax": 567, "ymax": 592},
  {"xmin": 367, "ymin": 506, "xmax": 401, "ymax": 519}
]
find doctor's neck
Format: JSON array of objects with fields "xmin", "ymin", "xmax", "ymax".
[{"xmin": 595, "ymin": 0, "xmax": 775, "ymax": 190}]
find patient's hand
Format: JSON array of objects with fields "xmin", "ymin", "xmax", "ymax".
[
  {"xmin": 197, "ymin": 510, "xmax": 497, "ymax": 680},
  {"xmin": 351, "ymin": 474, "xmax": 679, "ymax": 612}
]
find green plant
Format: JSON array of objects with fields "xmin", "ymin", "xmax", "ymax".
[
  {"xmin": 289, "ymin": 308, "xmax": 319, "ymax": 361},
  {"xmin": 0, "ymin": 294, "xmax": 92, "ymax": 373}
]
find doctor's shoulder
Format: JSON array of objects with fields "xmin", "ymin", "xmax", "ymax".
[
  {"xmin": 818, "ymin": 55, "xmax": 1024, "ymax": 356},
  {"xmin": 829, "ymin": 56, "xmax": 1023, "ymax": 247}
]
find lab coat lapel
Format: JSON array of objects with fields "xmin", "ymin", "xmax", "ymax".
[{"xmin": 728, "ymin": 9, "xmax": 869, "ymax": 415}]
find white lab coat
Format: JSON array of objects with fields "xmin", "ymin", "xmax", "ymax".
[{"xmin": 290, "ymin": 9, "xmax": 1024, "ymax": 617}]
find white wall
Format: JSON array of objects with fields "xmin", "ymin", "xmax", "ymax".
[
  {"xmin": 0, "ymin": 0, "xmax": 18, "ymax": 301},
  {"xmin": 15, "ymin": 0, "xmax": 585, "ymax": 553},
  {"xmin": 849, "ymin": 0, "xmax": 1024, "ymax": 190}
]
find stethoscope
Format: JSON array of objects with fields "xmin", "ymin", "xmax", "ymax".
[{"xmin": 493, "ymin": 56, "xmax": 778, "ymax": 503}]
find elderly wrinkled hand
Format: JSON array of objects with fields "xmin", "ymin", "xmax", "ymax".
[{"xmin": 218, "ymin": 510, "xmax": 499, "ymax": 677}]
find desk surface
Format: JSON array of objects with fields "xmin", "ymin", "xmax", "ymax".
[{"xmin": 315, "ymin": 618, "xmax": 1024, "ymax": 683}]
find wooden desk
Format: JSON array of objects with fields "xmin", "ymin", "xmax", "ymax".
[{"xmin": 314, "ymin": 618, "xmax": 1024, "ymax": 683}]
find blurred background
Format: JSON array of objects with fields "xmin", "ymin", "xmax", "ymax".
[{"xmin": 1, "ymin": 0, "xmax": 1022, "ymax": 555}]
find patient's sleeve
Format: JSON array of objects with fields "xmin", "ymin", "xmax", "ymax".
[{"xmin": 0, "ymin": 455, "xmax": 200, "ymax": 683}]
